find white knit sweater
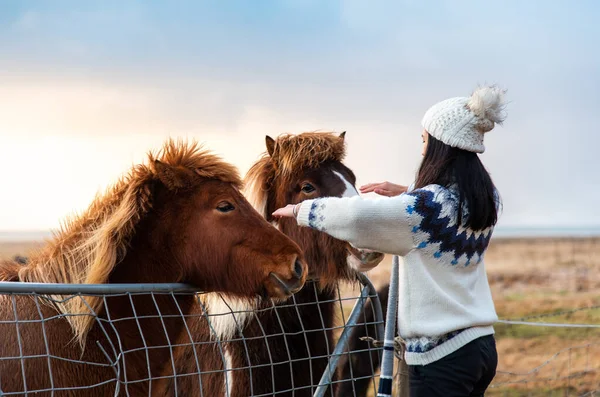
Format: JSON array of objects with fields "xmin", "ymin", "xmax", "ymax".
[{"xmin": 296, "ymin": 184, "xmax": 498, "ymax": 365}]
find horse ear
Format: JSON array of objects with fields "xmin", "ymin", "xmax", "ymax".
[
  {"xmin": 339, "ymin": 131, "xmax": 346, "ymax": 141},
  {"xmin": 154, "ymin": 160, "xmax": 195, "ymax": 190},
  {"xmin": 265, "ymin": 135, "xmax": 276, "ymax": 157}
]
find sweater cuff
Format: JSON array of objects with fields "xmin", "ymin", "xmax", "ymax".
[{"xmin": 296, "ymin": 200, "xmax": 315, "ymax": 227}]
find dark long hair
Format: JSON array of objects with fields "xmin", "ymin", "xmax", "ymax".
[{"xmin": 414, "ymin": 134, "xmax": 499, "ymax": 231}]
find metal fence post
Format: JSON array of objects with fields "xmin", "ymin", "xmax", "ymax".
[{"xmin": 313, "ymin": 273, "xmax": 385, "ymax": 397}]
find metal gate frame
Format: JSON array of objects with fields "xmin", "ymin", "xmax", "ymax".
[{"xmin": 0, "ymin": 273, "xmax": 385, "ymax": 396}]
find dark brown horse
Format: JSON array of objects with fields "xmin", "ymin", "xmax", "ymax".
[
  {"xmin": 158, "ymin": 132, "xmax": 385, "ymax": 396},
  {"xmin": 0, "ymin": 139, "xmax": 307, "ymax": 396}
]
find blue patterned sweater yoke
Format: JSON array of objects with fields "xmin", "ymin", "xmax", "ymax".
[
  {"xmin": 406, "ymin": 188, "xmax": 492, "ymax": 266},
  {"xmin": 296, "ymin": 184, "xmax": 499, "ymax": 365}
]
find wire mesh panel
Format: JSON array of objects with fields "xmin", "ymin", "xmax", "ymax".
[
  {"xmin": 146, "ymin": 274, "xmax": 385, "ymax": 397},
  {"xmin": 0, "ymin": 275, "xmax": 384, "ymax": 396}
]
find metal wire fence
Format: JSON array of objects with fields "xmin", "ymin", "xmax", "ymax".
[
  {"xmin": 0, "ymin": 274, "xmax": 384, "ymax": 396},
  {"xmin": 333, "ymin": 237, "xmax": 600, "ymax": 397},
  {"xmin": 485, "ymin": 237, "xmax": 600, "ymax": 397},
  {"xmin": 489, "ymin": 306, "xmax": 600, "ymax": 396}
]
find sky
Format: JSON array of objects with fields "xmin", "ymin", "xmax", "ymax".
[{"xmin": 0, "ymin": 0, "xmax": 599, "ymax": 232}]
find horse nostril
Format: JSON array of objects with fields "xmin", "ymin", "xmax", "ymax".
[{"xmin": 293, "ymin": 260, "xmax": 304, "ymax": 278}]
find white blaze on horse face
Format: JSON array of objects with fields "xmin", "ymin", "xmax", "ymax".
[{"xmin": 332, "ymin": 170, "xmax": 358, "ymax": 198}]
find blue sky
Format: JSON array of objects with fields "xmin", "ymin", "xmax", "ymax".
[{"xmin": 0, "ymin": 1, "xmax": 599, "ymax": 230}]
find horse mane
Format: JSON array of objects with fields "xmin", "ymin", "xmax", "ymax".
[
  {"xmin": 244, "ymin": 132, "xmax": 346, "ymax": 217},
  {"xmin": 11, "ymin": 138, "xmax": 241, "ymax": 346}
]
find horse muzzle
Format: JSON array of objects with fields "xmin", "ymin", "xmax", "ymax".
[
  {"xmin": 266, "ymin": 258, "xmax": 307, "ymax": 298},
  {"xmin": 347, "ymin": 246, "xmax": 385, "ymax": 272}
]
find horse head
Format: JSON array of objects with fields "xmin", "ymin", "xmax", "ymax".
[
  {"xmin": 245, "ymin": 131, "xmax": 384, "ymax": 286},
  {"xmin": 111, "ymin": 139, "xmax": 308, "ymax": 299}
]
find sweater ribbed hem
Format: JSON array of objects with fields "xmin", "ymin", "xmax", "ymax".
[
  {"xmin": 296, "ymin": 200, "xmax": 315, "ymax": 227},
  {"xmin": 404, "ymin": 325, "xmax": 495, "ymax": 366}
]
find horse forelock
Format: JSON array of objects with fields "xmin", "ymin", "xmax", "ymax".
[
  {"xmin": 271, "ymin": 132, "xmax": 346, "ymax": 176},
  {"xmin": 18, "ymin": 138, "xmax": 243, "ymax": 346},
  {"xmin": 244, "ymin": 132, "xmax": 346, "ymax": 217},
  {"xmin": 149, "ymin": 138, "xmax": 242, "ymax": 188}
]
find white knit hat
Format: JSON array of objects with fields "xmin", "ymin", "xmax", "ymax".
[{"xmin": 421, "ymin": 86, "xmax": 507, "ymax": 153}]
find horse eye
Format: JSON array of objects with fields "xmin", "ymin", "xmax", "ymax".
[
  {"xmin": 216, "ymin": 201, "xmax": 235, "ymax": 213},
  {"xmin": 301, "ymin": 183, "xmax": 316, "ymax": 193}
]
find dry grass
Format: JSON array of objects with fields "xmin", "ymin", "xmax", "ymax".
[
  {"xmin": 2, "ymin": 237, "xmax": 600, "ymax": 395},
  {"xmin": 339, "ymin": 237, "xmax": 600, "ymax": 396},
  {"xmin": 0, "ymin": 240, "xmax": 45, "ymax": 260},
  {"xmin": 489, "ymin": 337, "xmax": 600, "ymax": 395}
]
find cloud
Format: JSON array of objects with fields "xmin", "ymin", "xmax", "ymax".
[{"xmin": 0, "ymin": 1, "xmax": 599, "ymax": 230}]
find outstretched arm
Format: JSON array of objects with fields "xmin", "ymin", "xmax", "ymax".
[{"xmin": 273, "ymin": 194, "xmax": 416, "ymax": 256}]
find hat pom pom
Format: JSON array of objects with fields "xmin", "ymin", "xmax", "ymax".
[{"xmin": 468, "ymin": 85, "xmax": 507, "ymax": 132}]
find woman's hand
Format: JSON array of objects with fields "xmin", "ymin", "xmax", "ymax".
[
  {"xmin": 359, "ymin": 181, "xmax": 408, "ymax": 197},
  {"xmin": 272, "ymin": 204, "xmax": 301, "ymax": 219}
]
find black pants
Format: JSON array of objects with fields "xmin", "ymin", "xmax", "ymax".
[{"xmin": 409, "ymin": 335, "xmax": 498, "ymax": 397}]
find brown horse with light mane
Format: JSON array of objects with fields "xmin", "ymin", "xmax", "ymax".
[
  {"xmin": 158, "ymin": 132, "xmax": 384, "ymax": 396},
  {"xmin": 0, "ymin": 139, "xmax": 307, "ymax": 396}
]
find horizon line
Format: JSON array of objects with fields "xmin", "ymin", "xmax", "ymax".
[{"xmin": 1, "ymin": 225, "xmax": 599, "ymax": 242}]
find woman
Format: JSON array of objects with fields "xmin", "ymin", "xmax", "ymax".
[{"xmin": 273, "ymin": 85, "xmax": 506, "ymax": 397}]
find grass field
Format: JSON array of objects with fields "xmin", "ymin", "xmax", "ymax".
[
  {"xmin": 350, "ymin": 237, "xmax": 600, "ymax": 396},
  {"xmin": 1, "ymin": 236, "xmax": 599, "ymax": 395}
]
